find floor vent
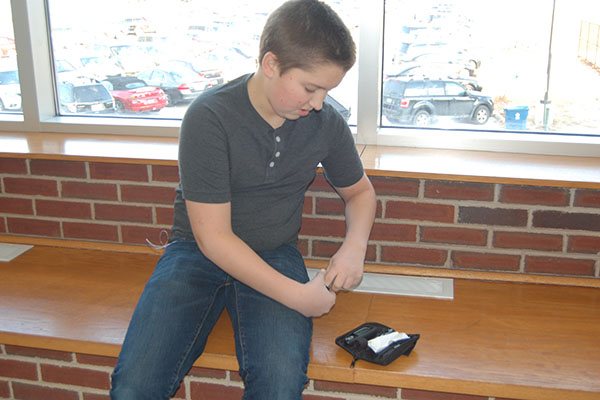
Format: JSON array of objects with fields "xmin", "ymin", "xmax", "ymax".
[{"xmin": 307, "ymin": 269, "xmax": 454, "ymax": 300}]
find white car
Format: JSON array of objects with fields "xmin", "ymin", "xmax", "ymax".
[{"xmin": 0, "ymin": 68, "xmax": 21, "ymax": 112}]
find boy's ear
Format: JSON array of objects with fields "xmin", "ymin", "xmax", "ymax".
[{"xmin": 262, "ymin": 51, "xmax": 280, "ymax": 78}]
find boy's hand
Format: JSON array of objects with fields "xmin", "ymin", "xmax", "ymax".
[
  {"xmin": 324, "ymin": 242, "xmax": 365, "ymax": 292},
  {"xmin": 296, "ymin": 269, "xmax": 336, "ymax": 317}
]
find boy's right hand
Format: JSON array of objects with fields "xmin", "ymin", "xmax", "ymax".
[{"xmin": 296, "ymin": 269, "xmax": 336, "ymax": 317}]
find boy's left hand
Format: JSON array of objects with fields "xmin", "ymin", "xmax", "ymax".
[{"xmin": 324, "ymin": 242, "xmax": 365, "ymax": 292}]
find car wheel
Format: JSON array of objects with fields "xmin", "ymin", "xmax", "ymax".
[
  {"xmin": 115, "ymin": 100, "xmax": 125, "ymax": 113},
  {"xmin": 413, "ymin": 110, "xmax": 431, "ymax": 127},
  {"xmin": 473, "ymin": 105, "xmax": 490, "ymax": 124}
]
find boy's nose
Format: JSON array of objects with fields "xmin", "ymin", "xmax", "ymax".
[{"xmin": 309, "ymin": 92, "xmax": 327, "ymax": 111}]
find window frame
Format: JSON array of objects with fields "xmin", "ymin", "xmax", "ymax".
[{"xmin": 3, "ymin": 0, "xmax": 600, "ymax": 157}]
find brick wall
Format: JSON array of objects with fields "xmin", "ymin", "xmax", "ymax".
[
  {"xmin": 1, "ymin": 157, "xmax": 599, "ymax": 279},
  {"xmin": 0, "ymin": 344, "xmax": 515, "ymax": 400}
]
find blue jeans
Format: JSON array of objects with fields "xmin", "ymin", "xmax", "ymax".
[{"xmin": 110, "ymin": 241, "xmax": 312, "ymax": 400}]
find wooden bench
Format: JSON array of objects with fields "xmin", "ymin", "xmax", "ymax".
[{"xmin": 1, "ymin": 241, "xmax": 600, "ymax": 400}]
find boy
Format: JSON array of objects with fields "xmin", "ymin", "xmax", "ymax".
[{"xmin": 110, "ymin": 0, "xmax": 376, "ymax": 398}]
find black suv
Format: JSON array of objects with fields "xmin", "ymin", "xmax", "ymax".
[{"xmin": 382, "ymin": 78, "xmax": 493, "ymax": 126}]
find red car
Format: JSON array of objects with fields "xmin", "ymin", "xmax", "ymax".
[{"xmin": 102, "ymin": 76, "xmax": 167, "ymax": 112}]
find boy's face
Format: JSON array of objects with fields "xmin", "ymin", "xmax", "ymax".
[{"xmin": 267, "ymin": 61, "xmax": 346, "ymax": 122}]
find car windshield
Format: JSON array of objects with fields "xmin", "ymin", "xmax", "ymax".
[
  {"xmin": 125, "ymin": 81, "xmax": 146, "ymax": 89},
  {"xmin": 0, "ymin": 70, "xmax": 19, "ymax": 85},
  {"xmin": 73, "ymin": 85, "xmax": 111, "ymax": 102}
]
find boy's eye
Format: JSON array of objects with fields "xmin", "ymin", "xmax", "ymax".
[{"xmin": 305, "ymin": 87, "xmax": 317, "ymax": 93}]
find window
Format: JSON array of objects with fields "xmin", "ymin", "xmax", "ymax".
[
  {"xmin": 2, "ymin": 0, "xmax": 599, "ymax": 157},
  {"xmin": 380, "ymin": 0, "xmax": 600, "ymax": 152},
  {"xmin": 0, "ymin": 0, "xmax": 20, "ymax": 115}
]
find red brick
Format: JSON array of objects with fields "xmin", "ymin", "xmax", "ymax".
[
  {"xmin": 525, "ymin": 256, "xmax": 595, "ymax": 276},
  {"xmin": 83, "ymin": 394, "xmax": 110, "ymax": 400},
  {"xmin": 0, "ymin": 380, "xmax": 10, "ymax": 398},
  {"xmin": 36, "ymin": 199, "xmax": 92, "ymax": 219},
  {"xmin": 0, "ymin": 197, "xmax": 34, "ymax": 215},
  {"xmin": 0, "ymin": 358, "xmax": 38, "ymax": 380},
  {"xmin": 493, "ymin": 231, "xmax": 563, "ymax": 251},
  {"xmin": 316, "ymin": 197, "xmax": 345, "ymax": 215},
  {"xmin": 574, "ymin": 189, "xmax": 600, "ymax": 208},
  {"xmin": 370, "ymin": 222, "xmax": 417, "ymax": 242},
  {"xmin": 299, "ymin": 217, "xmax": 346, "ymax": 238},
  {"xmin": 95, "ymin": 203, "xmax": 153, "ymax": 223},
  {"xmin": 425, "ymin": 181, "xmax": 494, "ymax": 201},
  {"xmin": 314, "ymin": 379, "xmax": 397, "ymax": 397},
  {"xmin": 4, "ymin": 177, "xmax": 59, "ymax": 196},
  {"xmin": 122, "ymin": 225, "xmax": 170, "ymax": 245},
  {"xmin": 307, "ymin": 174, "xmax": 333, "ymax": 192},
  {"xmin": 89, "ymin": 162, "xmax": 148, "ymax": 182},
  {"xmin": 76, "ymin": 353, "xmax": 117, "ymax": 368},
  {"xmin": 452, "ymin": 251, "xmax": 521, "ymax": 271},
  {"xmin": 459, "ymin": 207, "xmax": 528, "ymax": 227},
  {"xmin": 30, "ymin": 159, "xmax": 87, "ymax": 178},
  {"xmin": 121, "ymin": 185, "xmax": 176, "ymax": 205},
  {"xmin": 152, "ymin": 164, "xmax": 179, "ymax": 182},
  {"xmin": 62, "ymin": 181, "xmax": 118, "ymax": 201},
  {"xmin": 402, "ymin": 388, "xmax": 487, "ymax": 400},
  {"xmin": 156, "ymin": 206, "xmax": 174, "ymax": 225},
  {"xmin": 371, "ymin": 176, "xmax": 419, "ymax": 197},
  {"xmin": 387, "ymin": 201, "xmax": 455, "ymax": 223},
  {"xmin": 41, "ymin": 364, "xmax": 110, "ymax": 390},
  {"xmin": 0, "ymin": 217, "xmax": 6, "ymax": 233},
  {"xmin": 7, "ymin": 217, "xmax": 61, "ymax": 237},
  {"xmin": 0, "ymin": 158, "xmax": 28, "ymax": 174},
  {"xmin": 312, "ymin": 240, "xmax": 341, "ymax": 257},
  {"xmin": 568, "ymin": 235, "xmax": 600, "ymax": 254},
  {"xmin": 303, "ymin": 195, "xmax": 314, "ymax": 214},
  {"xmin": 5, "ymin": 345, "xmax": 72, "ymax": 361},
  {"xmin": 189, "ymin": 382, "xmax": 244, "ymax": 400},
  {"xmin": 381, "ymin": 246, "xmax": 447, "ymax": 266},
  {"xmin": 303, "ymin": 394, "xmax": 343, "ymax": 400},
  {"xmin": 12, "ymin": 382, "xmax": 79, "ymax": 400},
  {"xmin": 63, "ymin": 222, "xmax": 119, "ymax": 241},
  {"xmin": 188, "ymin": 366, "xmax": 228, "ymax": 379},
  {"xmin": 421, "ymin": 227, "xmax": 487, "ymax": 246},
  {"xmin": 533, "ymin": 211, "xmax": 600, "ymax": 232},
  {"xmin": 173, "ymin": 381, "xmax": 186, "ymax": 399},
  {"xmin": 500, "ymin": 185, "xmax": 569, "ymax": 206},
  {"xmin": 298, "ymin": 239, "xmax": 309, "ymax": 256}
]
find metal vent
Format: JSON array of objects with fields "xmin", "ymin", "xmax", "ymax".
[
  {"xmin": 307, "ymin": 268, "xmax": 453, "ymax": 300},
  {"xmin": 0, "ymin": 243, "xmax": 33, "ymax": 262}
]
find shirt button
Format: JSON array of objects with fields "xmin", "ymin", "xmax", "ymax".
[
  {"xmin": 269, "ymin": 161, "xmax": 275, "ymax": 167},
  {"xmin": 275, "ymin": 152, "xmax": 281, "ymax": 158},
  {"xmin": 275, "ymin": 136, "xmax": 281, "ymax": 142}
]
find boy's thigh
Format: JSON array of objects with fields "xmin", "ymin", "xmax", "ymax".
[
  {"xmin": 227, "ymin": 244, "xmax": 312, "ymax": 396},
  {"xmin": 112, "ymin": 241, "xmax": 230, "ymax": 397}
]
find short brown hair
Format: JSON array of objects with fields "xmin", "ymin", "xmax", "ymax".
[{"xmin": 259, "ymin": 0, "xmax": 356, "ymax": 74}]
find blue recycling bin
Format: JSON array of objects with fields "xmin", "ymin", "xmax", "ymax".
[{"xmin": 504, "ymin": 106, "xmax": 529, "ymax": 130}]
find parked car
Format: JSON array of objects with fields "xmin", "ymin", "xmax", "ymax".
[
  {"xmin": 0, "ymin": 36, "xmax": 16, "ymax": 58},
  {"xmin": 137, "ymin": 67, "xmax": 216, "ymax": 106},
  {"xmin": 163, "ymin": 59, "xmax": 224, "ymax": 86},
  {"xmin": 58, "ymin": 78, "xmax": 115, "ymax": 114},
  {"xmin": 385, "ymin": 62, "xmax": 482, "ymax": 91},
  {"xmin": 324, "ymin": 95, "xmax": 351, "ymax": 122},
  {"xmin": 102, "ymin": 76, "xmax": 167, "ymax": 113},
  {"xmin": 0, "ymin": 67, "xmax": 21, "ymax": 112},
  {"xmin": 74, "ymin": 55, "xmax": 124, "ymax": 80},
  {"xmin": 382, "ymin": 78, "xmax": 493, "ymax": 126}
]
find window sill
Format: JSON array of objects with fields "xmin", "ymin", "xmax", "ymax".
[{"xmin": 1, "ymin": 131, "xmax": 599, "ymax": 188}]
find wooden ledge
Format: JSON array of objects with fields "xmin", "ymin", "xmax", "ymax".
[
  {"xmin": 1, "ymin": 243, "xmax": 599, "ymax": 399},
  {"xmin": 2, "ymin": 235, "xmax": 599, "ymax": 289},
  {"xmin": 1, "ymin": 131, "xmax": 599, "ymax": 187}
]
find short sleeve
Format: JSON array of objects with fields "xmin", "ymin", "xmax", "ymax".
[{"xmin": 178, "ymin": 101, "xmax": 231, "ymax": 203}]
